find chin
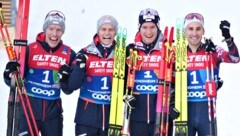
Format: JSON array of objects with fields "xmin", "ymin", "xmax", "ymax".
[
  {"xmin": 144, "ymin": 40, "xmax": 154, "ymax": 44},
  {"xmin": 49, "ymin": 43, "xmax": 58, "ymax": 48},
  {"xmin": 102, "ymin": 40, "xmax": 112, "ymax": 45},
  {"xmin": 103, "ymin": 43, "xmax": 111, "ymax": 45}
]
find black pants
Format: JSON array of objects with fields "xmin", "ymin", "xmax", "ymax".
[
  {"xmin": 18, "ymin": 114, "xmax": 63, "ymax": 136},
  {"xmin": 188, "ymin": 101, "xmax": 217, "ymax": 136},
  {"xmin": 130, "ymin": 118, "xmax": 173, "ymax": 136},
  {"xmin": 75, "ymin": 124, "xmax": 108, "ymax": 136}
]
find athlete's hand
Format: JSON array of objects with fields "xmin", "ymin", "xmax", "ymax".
[
  {"xmin": 220, "ymin": 20, "xmax": 231, "ymax": 39},
  {"xmin": 123, "ymin": 95, "xmax": 136, "ymax": 109},
  {"xmin": 58, "ymin": 64, "xmax": 70, "ymax": 82},
  {"xmin": 169, "ymin": 106, "xmax": 180, "ymax": 120},
  {"xmin": 205, "ymin": 39, "xmax": 216, "ymax": 53},
  {"xmin": 75, "ymin": 53, "xmax": 87, "ymax": 69},
  {"xmin": 4, "ymin": 60, "xmax": 20, "ymax": 80},
  {"xmin": 217, "ymin": 77, "xmax": 223, "ymax": 91}
]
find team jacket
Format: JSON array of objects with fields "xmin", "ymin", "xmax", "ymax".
[
  {"xmin": 4, "ymin": 32, "xmax": 76, "ymax": 120},
  {"xmin": 61, "ymin": 34, "xmax": 115, "ymax": 130},
  {"xmin": 126, "ymin": 31, "xmax": 166, "ymax": 123},
  {"xmin": 187, "ymin": 41, "xmax": 239, "ymax": 102}
]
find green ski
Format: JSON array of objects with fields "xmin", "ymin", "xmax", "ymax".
[
  {"xmin": 175, "ymin": 18, "xmax": 188, "ymax": 136},
  {"xmin": 108, "ymin": 27, "xmax": 127, "ymax": 136}
]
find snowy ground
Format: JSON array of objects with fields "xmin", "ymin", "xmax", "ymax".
[{"xmin": 1, "ymin": 0, "xmax": 240, "ymax": 135}]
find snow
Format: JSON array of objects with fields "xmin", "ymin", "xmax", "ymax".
[{"xmin": 1, "ymin": 0, "xmax": 240, "ymax": 135}]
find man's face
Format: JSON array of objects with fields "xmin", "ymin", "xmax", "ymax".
[
  {"xmin": 184, "ymin": 22, "xmax": 204, "ymax": 47},
  {"xmin": 98, "ymin": 24, "xmax": 116, "ymax": 45},
  {"xmin": 45, "ymin": 24, "xmax": 63, "ymax": 48},
  {"xmin": 140, "ymin": 22, "xmax": 158, "ymax": 44}
]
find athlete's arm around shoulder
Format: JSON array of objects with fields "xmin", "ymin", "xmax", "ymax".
[{"xmin": 60, "ymin": 49, "xmax": 86, "ymax": 94}]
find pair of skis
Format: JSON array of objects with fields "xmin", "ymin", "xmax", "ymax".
[
  {"xmin": 174, "ymin": 18, "xmax": 188, "ymax": 136},
  {"xmin": 108, "ymin": 27, "xmax": 127, "ymax": 136},
  {"xmin": 154, "ymin": 26, "xmax": 175, "ymax": 136},
  {"xmin": 0, "ymin": 1, "xmax": 39, "ymax": 136}
]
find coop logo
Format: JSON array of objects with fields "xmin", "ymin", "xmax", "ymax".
[
  {"xmin": 136, "ymin": 85, "xmax": 158, "ymax": 92},
  {"xmin": 188, "ymin": 91, "xmax": 206, "ymax": 98},
  {"xmin": 31, "ymin": 87, "xmax": 55, "ymax": 96},
  {"xmin": 92, "ymin": 93, "xmax": 111, "ymax": 101}
]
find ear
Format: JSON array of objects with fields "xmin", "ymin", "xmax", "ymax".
[
  {"xmin": 157, "ymin": 22, "xmax": 160, "ymax": 28},
  {"xmin": 138, "ymin": 24, "xmax": 141, "ymax": 31},
  {"xmin": 184, "ymin": 29, "xmax": 187, "ymax": 35}
]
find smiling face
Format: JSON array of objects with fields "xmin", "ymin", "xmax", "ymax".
[
  {"xmin": 45, "ymin": 24, "xmax": 64, "ymax": 48},
  {"xmin": 184, "ymin": 21, "xmax": 205, "ymax": 51},
  {"xmin": 97, "ymin": 23, "xmax": 116, "ymax": 45},
  {"xmin": 139, "ymin": 22, "xmax": 158, "ymax": 44}
]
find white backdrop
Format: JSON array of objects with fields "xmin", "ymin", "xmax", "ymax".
[{"xmin": 1, "ymin": 0, "xmax": 240, "ymax": 135}]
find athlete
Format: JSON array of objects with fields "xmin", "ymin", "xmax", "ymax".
[
  {"xmin": 183, "ymin": 13, "xmax": 239, "ymax": 136},
  {"xmin": 60, "ymin": 15, "xmax": 118, "ymax": 136},
  {"xmin": 3, "ymin": 10, "xmax": 76, "ymax": 136},
  {"xmin": 126, "ymin": 8, "xmax": 178, "ymax": 136}
]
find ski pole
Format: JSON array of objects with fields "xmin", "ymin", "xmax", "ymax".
[{"xmin": 205, "ymin": 38, "xmax": 217, "ymax": 136}]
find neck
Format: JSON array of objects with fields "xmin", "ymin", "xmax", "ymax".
[
  {"xmin": 101, "ymin": 43, "xmax": 112, "ymax": 48},
  {"xmin": 189, "ymin": 43, "xmax": 201, "ymax": 53}
]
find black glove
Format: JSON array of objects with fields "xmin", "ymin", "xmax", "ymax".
[
  {"xmin": 205, "ymin": 39, "xmax": 216, "ymax": 53},
  {"xmin": 76, "ymin": 53, "xmax": 86, "ymax": 69},
  {"xmin": 169, "ymin": 106, "xmax": 180, "ymax": 120},
  {"xmin": 220, "ymin": 20, "xmax": 231, "ymax": 39},
  {"xmin": 123, "ymin": 95, "xmax": 136, "ymax": 109},
  {"xmin": 217, "ymin": 77, "xmax": 223, "ymax": 91},
  {"xmin": 58, "ymin": 64, "xmax": 70, "ymax": 82},
  {"xmin": 4, "ymin": 60, "xmax": 20, "ymax": 80}
]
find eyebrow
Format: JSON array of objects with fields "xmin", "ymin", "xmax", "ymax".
[{"xmin": 188, "ymin": 26, "xmax": 203, "ymax": 29}]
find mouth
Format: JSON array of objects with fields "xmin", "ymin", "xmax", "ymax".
[
  {"xmin": 103, "ymin": 37, "xmax": 111, "ymax": 40},
  {"xmin": 145, "ymin": 35, "xmax": 154, "ymax": 38},
  {"xmin": 50, "ymin": 37, "xmax": 59, "ymax": 42},
  {"xmin": 191, "ymin": 37, "xmax": 199, "ymax": 41}
]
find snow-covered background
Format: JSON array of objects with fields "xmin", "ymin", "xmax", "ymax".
[{"xmin": 1, "ymin": 0, "xmax": 240, "ymax": 135}]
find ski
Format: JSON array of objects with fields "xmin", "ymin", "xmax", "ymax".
[
  {"xmin": 0, "ymin": 1, "xmax": 39, "ymax": 136},
  {"xmin": 108, "ymin": 27, "xmax": 127, "ymax": 136},
  {"xmin": 14, "ymin": 0, "xmax": 30, "ymax": 75},
  {"xmin": 14, "ymin": 0, "xmax": 40, "ymax": 135},
  {"xmin": 154, "ymin": 26, "xmax": 175, "ymax": 136},
  {"xmin": 161, "ymin": 26, "xmax": 174, "ymax": 136},
  {"xmin": 174, "ymin": 18, "xmax": 188, "ymax": 136}
]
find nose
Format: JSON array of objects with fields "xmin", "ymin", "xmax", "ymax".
[
  {"xmin": 105, "ymin": 29, "xmax": 112, "ymax": 35},
  {"xmin": 52, "ymin": 29, "xmax": 58, "ymax": 35},
  {"xmin": 191, "ymin": 29, "xmax": 199, "ymax": 37}
]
